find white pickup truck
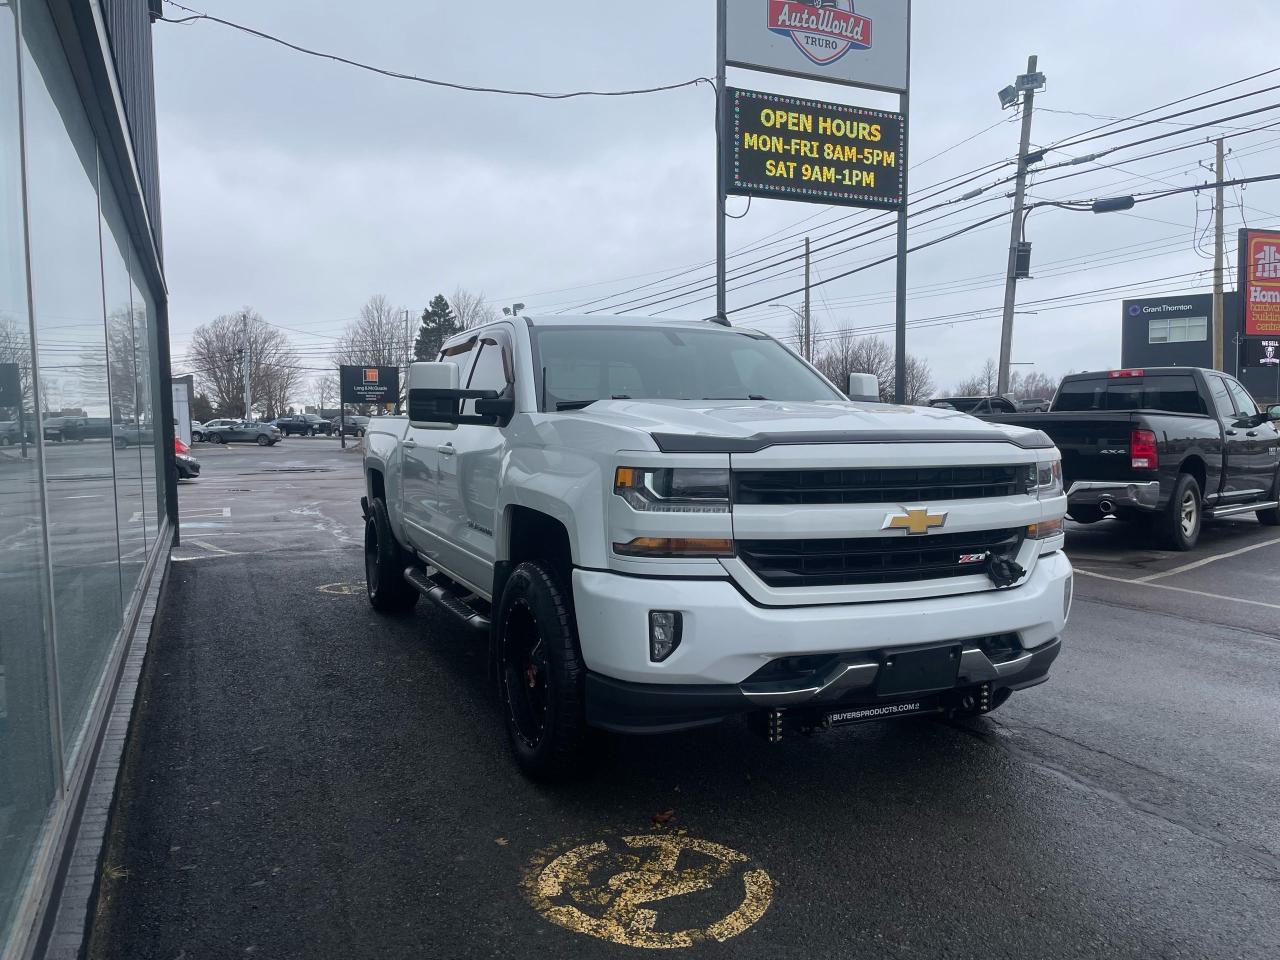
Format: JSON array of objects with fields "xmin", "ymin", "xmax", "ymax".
[{"xmin": 362, "ymin": 315, "xmax": 1072, "ymax": 778}]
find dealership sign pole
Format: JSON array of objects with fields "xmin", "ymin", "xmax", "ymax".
[{"xmin": 718, "ymin": 1, "xmax": 912, "ymax": 400}]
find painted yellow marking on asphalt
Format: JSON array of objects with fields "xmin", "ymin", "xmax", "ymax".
[
  {"xmin": 1076, "ymin": 569, "xmax": 1280, "ymax": 610},
  {"xmin": 1135, "ymin": 535, "xmax": 1280, "ymax": 582},
  {"xmin": 317, "ymin": 581, "xmax": 365, "ymax": 595},
  {"xmin": 525, "ymin": 834, "xmax": 774, "ymax": 949}
]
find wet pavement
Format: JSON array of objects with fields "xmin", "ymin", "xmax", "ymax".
[{"xmin": 88, "ymin": 438, "xmax": 1280, "ymax": 959}]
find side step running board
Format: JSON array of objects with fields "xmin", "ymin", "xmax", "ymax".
[
  {"xmin": 403, "ymin": 567, "xmax": 491, "ymax": 635},
  {"xmin": 1205, "ymin": 500, "xmax": 1278, "ymax": 519}
]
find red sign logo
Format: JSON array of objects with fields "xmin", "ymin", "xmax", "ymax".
[
  {"xmin": 767, "ymin": 0, "xmax": 872, "ymax": 66},
  {"xmin": 1245, "ymin": 231, "xmax": 1280, "ymax": 335},
  {"xmin": 363, "ymin": 368, "xmax": 380, "ymax": 384}
]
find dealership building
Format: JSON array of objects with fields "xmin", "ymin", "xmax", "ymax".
[
  {"xmin": 1, "ymin": 2, "xmax": 174, "ymax": 958},
  {"xmin": 1121, "ymin": 289, "xmax": 1280, "ymax": 405}
]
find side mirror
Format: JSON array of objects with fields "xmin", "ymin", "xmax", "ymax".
[
  {"xmin": 1269, "ymin": 406, "xmax": 1280, "ymax": 421},
  {"xmin": 408, "ymin": 362, "xmax": 461, "ymax": 429},
  {"xmin": 847, "ymin": 372, "xmax": 880, "ymax": 403},
  {"xmin": 407, "ymin": 361, "xmax": 514, "ymax": 428}
]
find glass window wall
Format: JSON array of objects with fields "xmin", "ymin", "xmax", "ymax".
[
  {"xmin": 0, "ymin": 0, "xmax": 58, "ymax": 950},
  {"xmin": 21, "ymin": 0, "xmax": 124, "ymax": 762}
]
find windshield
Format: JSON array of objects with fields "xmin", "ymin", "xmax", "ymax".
[{"xmin": 532, "ymin": 326, "xmax": 841, "ymax": 411}]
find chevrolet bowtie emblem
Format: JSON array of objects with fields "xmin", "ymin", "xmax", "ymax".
[{"xmin": 884, "ymin": 507, "xmax": 949, "ymax": 536}]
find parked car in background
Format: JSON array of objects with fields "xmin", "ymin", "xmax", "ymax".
[
  {"xmin": 43, "ymin": 415, "xmax": 88, "ymax": 442},
  {"xmin": 333, "ymin": 415, "xmax": 370, "ymax": 437},
  {"xmin": 274, "ymin": 413, "xmax": 333, "ymax": 437},
  {"xmin": 174, "ymin": 437, "xmax": 201, "ymax": 479},
  {"xmin": 981, "ymin": 367, "xmax": 1280, "ymax": 550},
  {"xmin": 113, "ymin": 421, "xmax": 155, "ymax": 448},
  {"xmin": 1016, "ymin": 398, "xmax": 1052, "ymax": 412},
  {"xmin": 0, "ymin": 420, "xmax": 21, "ymax": 446},
  {"xmin": 191, "ymin": 421, "xmax": 207, "ymax": 442},
  {"xmin": 929, "ymin": 396, "xmax": 1019, "ymax": 415},
  {"xmin": 204, "ymin": 420, "xmax": 282, "ymax": 446}
]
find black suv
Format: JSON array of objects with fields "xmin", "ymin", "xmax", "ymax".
[{"xmin": 274, "ymin": 414, "xmax": 332, "ymax": 437}]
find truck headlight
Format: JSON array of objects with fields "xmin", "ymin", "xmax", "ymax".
[
  {"xmin": 1028, "ymin": 458, "xmax": 1063, "ymax": 499},
  {"xmin": 614, "ymin": 467, "xmax": 730, "ymax": 514}
]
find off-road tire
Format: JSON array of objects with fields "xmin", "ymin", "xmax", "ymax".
[
  {"xmin": 1161, "ymin": 473, "xmax": 1202, "ymax": 551},
  {"xmin": 496, "ymin": 560, "xmax": 590, "ymax": 781},
  {"xmin": 364, "ymin": 497, "xmax": 418, "ymax": 614}
]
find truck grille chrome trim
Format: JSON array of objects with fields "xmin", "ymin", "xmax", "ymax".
[
  {"xmin": 734, "ymin": 465, "xmax": 1029, "ymax": 505},
  {"xmin": 737, "ymin": 529, "xmax": 1025, "ymax": 588}
]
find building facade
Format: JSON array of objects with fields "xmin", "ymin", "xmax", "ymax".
[
  {"xmin": 0, "ymin": 1, "xmax": 173, "ymax": 957},
  {"xmin": 1120, "ymin": 290, "xmax": 1280, "ymax": 405}
]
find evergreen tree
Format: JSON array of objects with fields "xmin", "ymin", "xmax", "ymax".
[{"xmin": 414, "ymin": 294, "xmax": 458, "ymax": 361}]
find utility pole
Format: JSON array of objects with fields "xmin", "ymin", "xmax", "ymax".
[
  {"xmin": 1213, "ymin": 137, "xmax": 1225, "ymax": 372},
  {"xmin": 997, "ymin": 55, "xmax": 1041, "ymax": 397},
  {"xmin": 714, "ymin": 0, "xmax": 728, "ymax": 323},
  {"xmin": 402, "ymin": 308, "xmax": 412, "ymax": 414},
  {"xmin": 803, "ymin": 237, "xmax": 812, "ymax": 361},
  {"xmin": 241, "ymin": 313, "xmax": 252, "ymax": 419}
]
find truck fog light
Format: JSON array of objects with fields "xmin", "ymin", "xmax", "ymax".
[{"xmin": 649, "ymin": 611, "xmax": 682, "ymax": 662}]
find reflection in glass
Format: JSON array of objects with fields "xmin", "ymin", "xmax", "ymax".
[
  {"xmin": 0, "ymin": 0, "xmax": 58, "ymax": 948},
  {"xmin": 131, "ymin": 279, "xmax": 159, "ymax": 539},
  {"xmin": 22, "ymin": 0, "xmax": 123, "ymax": 759},
  {"xmin": 102, "ymin": 189, "xmax": 146, "ymax": 603}
]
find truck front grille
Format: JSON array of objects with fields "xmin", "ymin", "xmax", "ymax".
[
  {"xmin": 737, "ymin": 528, "xmax": 1024, "ymax": 588},
  {"xmin": 733, "ymin": 465, "xmax": 1029, "ymax": 505}
]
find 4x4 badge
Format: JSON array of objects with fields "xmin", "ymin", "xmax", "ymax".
[{"xmin": 884, "ymin": 507, "xmax": 948, "ymax": 536}]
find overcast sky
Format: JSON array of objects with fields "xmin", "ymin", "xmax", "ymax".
[{"xmin": 154, "ymin": 0, "xmax": 1280, "ymax": 395}]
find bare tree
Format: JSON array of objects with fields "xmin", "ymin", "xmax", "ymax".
[
  {"xmin": 334, "ymin": 294, "xmax": 412, "ymax": 368},
  {"xmin": 814, "ymin": 329, "xmax": 895, "ymax": 401},
  {"xmin": 0, "ymin": 313, "xmax": 35, "ymax": 415},
  {"xmin": 903, "ymin": 354, "xmax": 936, "ymax": 405},
  {"xmin": 1009, "ymin": 369, "xmax": 1058, "ymax": 400},
  {"xmin": 955, "ymin": 358, "xmax": 1000, "ymax": 396},
  {"xmin": 189, "ymin": 308, "xmax": 303, "ymax": 418},
  {"xmin": 313, "ymin": 373, "xmax": 339, "ymax": 413},
  {"xmin": 450, "ymin": 287, "xmax": 498, "ymax": 331}
]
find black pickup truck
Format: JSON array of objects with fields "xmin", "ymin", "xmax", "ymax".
[
  {"xmin": 983, "ymin": 367, "xmax": 1280, "ymax": 550},
  {"xmin": 273, "ymin": 414, "xmax": 332, "ymax": 437}
]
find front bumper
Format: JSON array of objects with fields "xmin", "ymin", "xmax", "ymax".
[
  {"xmin": 1067, "ymin": 480, "xmax": 1161, "ymax": 512},
  {"xmin": 572, "ymin": 550, "xmax": 1072, "ymax": 731},
  {"xmin": 175, "ymin": 454, "xmax": 201, "ymax": 478},
  {"xmin": 586, "ymin": 637, "xmax": 1061, "ymax": 734}
]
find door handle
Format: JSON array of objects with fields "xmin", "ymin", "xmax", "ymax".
[
  {"xmin": 1225, "ymin": 430, "xmax": 1238, "ymax": 436},
  {"xmin": 1247, "ymin": 431, "xmax": 1259, "ymax": 437},
  {"xmin": 402, "ymin": 439, "xmax": 417, "ymax": 449},
  {"xmin": 436, "ymin": 444, "xmax": 456, "ymax": 456}
]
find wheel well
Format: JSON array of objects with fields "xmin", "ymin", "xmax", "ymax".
[
  {"xmin": 368, "ymin": 468, "xmax": 386, "ymax": 504},
  {"xmin": 506, "ymin": 507, "xmax": 572, "ymax": 584},
  {"xmin": 1178, "ymin": 456, "xmax": 1206, "ymax": 494}
]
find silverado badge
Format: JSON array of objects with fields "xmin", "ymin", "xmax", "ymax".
[{"xmin": 883, "ymin": 507, "xmax": 948, "ymax": 536}]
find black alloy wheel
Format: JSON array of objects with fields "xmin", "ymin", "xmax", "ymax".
[
  {"xmin": 496, "ymin": 560, "xmax": 589, "ymax": 780},
  {"xmin": 364, "ymin": 497, "xmax": 418, "ymax": 614},
  {"xmin": 210, "ymin": 433, "xmax": 224, "ymax": 444}
]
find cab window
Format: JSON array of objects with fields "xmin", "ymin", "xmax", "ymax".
[
  {"xmin": 1224, "ymin": 378, "xmax": 1259, "ymax": 418},
  {"xmin": 462, "ymin": 329, "xmax": 514, "ymax": 415}
]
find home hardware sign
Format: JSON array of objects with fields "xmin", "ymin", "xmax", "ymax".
[{"xmin": 724, "ymin": 87, "xmax": 905, "ymax": 209}]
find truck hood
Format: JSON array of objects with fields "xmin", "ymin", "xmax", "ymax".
[{"xmin": 565, "ymin": 400, "xmax": 1052, "ymax": 452}]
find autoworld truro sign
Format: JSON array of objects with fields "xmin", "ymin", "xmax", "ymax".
[
  {"xmin": 724, "ymin": 88, "xmax": 904, "ymax": 209},
  {"xmin": 726, "ymin": 0, "xmax": 909, "ymax": 93}
]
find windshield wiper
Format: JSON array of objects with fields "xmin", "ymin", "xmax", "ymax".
[{"xmin": 555, "ymin": 395, "xmax": 631, "ymax": 411}]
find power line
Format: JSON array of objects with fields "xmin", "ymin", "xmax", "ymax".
[{"xmin": 160, "ymin": 2, "xmax": 712, "ymax": 100}]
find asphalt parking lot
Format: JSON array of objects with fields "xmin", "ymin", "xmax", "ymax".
[{"xmin": 88, "ymin": 438, "xmax": 1280, "ymax": 959}]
